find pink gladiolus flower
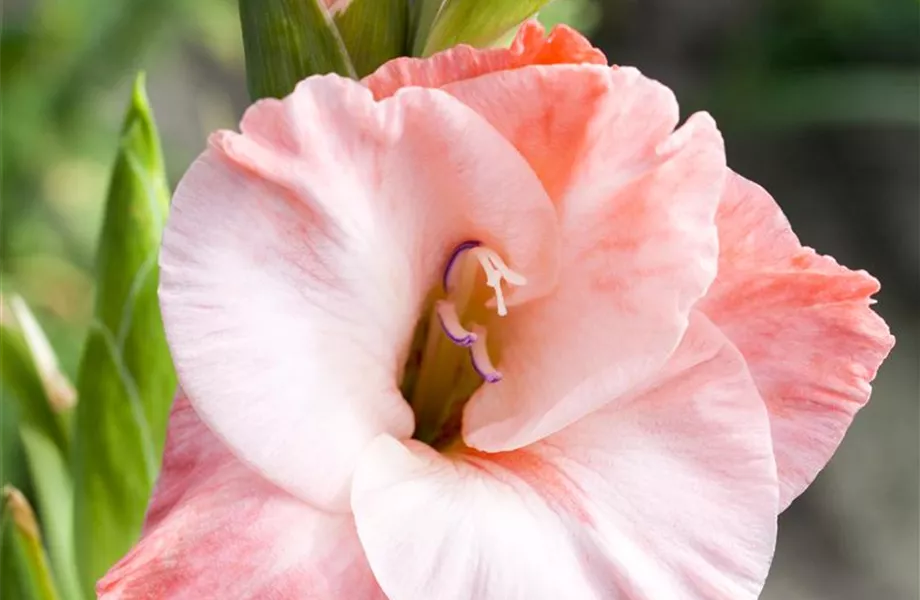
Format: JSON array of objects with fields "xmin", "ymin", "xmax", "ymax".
[{"xmin": 99, "ymin": 22, "xmax": 894, "ymax": 599}]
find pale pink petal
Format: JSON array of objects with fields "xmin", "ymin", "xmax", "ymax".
[
  {"xmin": 352, "ymin": 314, "xmax": 778, "ymax": 600},
  {"xmin": 460, "ymin": 70, "xmax": 725, "ymax": 450},
  {"xmin": 363, "ymin": 20, "xmax": 605, "ymax": 101},
  {"xmin": 160, "ymin": 74, "xmax": 559, "ymax": 510},
  {"xmin": 98, "ymin": 393, "xmax": 384, "ymax": 600},
  {"xmin": 698, "ymin": 172, "xmax": 895, "ymax": 510}
]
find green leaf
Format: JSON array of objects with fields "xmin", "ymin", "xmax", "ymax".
[
  {"xmin": 71, "ymin": 73, "xmax": 176, "ymax": 597},
  {"xmin": 0, "ymin": 300, "xmax": 69, "ymax": 457},
  {"xmin": 335, "ymin": 0, "xmax": 409, "ymax": 77},
  {"xmin": 1, "ymin": 486, "xmax": 61, "ymax": 600},
  {"xmin": 1, "ymin": 297, "xmax": 75, "ymax": 437},
  {"xmin": 0, "ymin": 400, "xmax": 30, "ymax": 495},
  {"xmin": 0, "ymin": 298, "xmax": 83, "ymax": 600},
  {"xmin": 239, "ymin": 0, "xmax": 357, "ymax": 100},
  {"xmin": 420, "ymin": 0, "xmax": 551, "ymax": 55},
  {"xmin": 411, "ymin": 0, "xmax": 445, "ymax": 55},
  {"xmin": 537, "ymin": 0, "xmax": 602, "ymax": 32}
]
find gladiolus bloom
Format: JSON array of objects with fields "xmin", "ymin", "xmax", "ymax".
[{"xmin": 99, "ymin": 21, "xmax": 893, "ymax": 599}]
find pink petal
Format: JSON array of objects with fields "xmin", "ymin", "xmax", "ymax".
[
  {"xmin": 442, "ymin": 65, "xmax": 682, "ymax": 202},
  {"xmin": 159, "ymin": 74, "xmax": 559, "ymax": 510},
  {"xmin": 98, "ymin": 393, "xmax": 384, "ymax": 599},
  {"xmin": 459, "ymin": 67, "xmax": 725, "ymax": 451},
  {"xmin": 698, "ymin": 172, "xmax": 895, "ymax": 510},
  {"xmin": 352, "ymin": 314, "xmax": 778, "ymax": 600},
  {"xmin": 363, "ymin": 20, "xmax": 605, "ymax": 101}
]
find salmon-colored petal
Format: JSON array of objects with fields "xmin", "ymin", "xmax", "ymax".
[
  {"xmin": 363, "ymin": 20, "xmax": 605, "ymax": 101},
  {"xmin": 159, "ymin": 74, "xmax": 559, "ymax": 511},
  {"xmin": 442, "ymin": 64, "xmax": 680, "ymax": 207},
  {"xmin": 698, "ymin": 172, "xmax": 895, "ymax": 510},
  {"xmin": 98, "ymin": 394, "xmax": 384, "ymax": 600},
  {"xmin": 463, "ymin": 105, "xmax": 726, "ymax": 451},
  {"xmin": 352, "ymin": 315, "xmax": 778, "ymax": 600}
]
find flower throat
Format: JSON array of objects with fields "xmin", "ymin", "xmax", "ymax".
[{"xmin": 400, "ymin": 241, "xmax": 525, "ymax": 448}]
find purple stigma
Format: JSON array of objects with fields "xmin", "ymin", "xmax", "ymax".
[
  {"xmin": 469, "ymin": 325, "xmax": 503, "ymax": 384},
  {"xmin": 442, "ymin": 241, "xmax": 482, "ymax": 292},
  {"xmin": 471, "ymin": 354, "xmax": 503, "ymax": 383},
  {"xmin": 437, "ymin": 312, "xmax": 477, "ymax": 347}
]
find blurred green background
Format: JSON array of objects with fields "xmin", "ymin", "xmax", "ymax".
[{"xmin": 1, "ymin": 0, "xmax": 917, "ymax": 598}]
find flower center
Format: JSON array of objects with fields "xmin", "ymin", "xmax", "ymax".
[{"xmin": 403, "ymin": 241, "xmax": 525, "ymax": 447}]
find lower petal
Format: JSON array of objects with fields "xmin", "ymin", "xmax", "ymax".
[
  {"xmin": 352, "ymin": 315, "xmax": 778, "ymax": 600},
  {"xmin": 698, "ymin": 172, "xmax": 895, "ymax": 510},
  {"xmin": 98, "ymin": 394, "xmax": 383, "ymax": 600}
]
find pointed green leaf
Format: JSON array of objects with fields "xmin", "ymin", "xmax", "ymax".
[
  {"xmin": 1, "ymin": 486, "xmax": 61, "ymax": 600},
  {"xmin": 421, "ymin": 0, "xmax": 550, "ymax": 55},
  {"xmin": 335, "ymin": 0, "xmax": 409, "ymax": 77},
  {"xmin": 411, "ymin": 0, "xmax": 446, "ymax": 55},
  {"xmin": 71, "ymin": 73, "xmax": 176, "ymax": 597},
  {"xmin": 239, "ymin": 0, "xmax": 357, "ymax": 100},
  {"xmin": 0, "ymin": 298, "xmax": 83, "ymax": 600}
]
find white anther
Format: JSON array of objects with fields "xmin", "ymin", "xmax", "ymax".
[{"xmin": 469, "ymin": 247, "xmax": 526, "ymax": 317}]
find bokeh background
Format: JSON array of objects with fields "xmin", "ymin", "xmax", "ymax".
[{"xmin": 2, "ymin": 0, "xmax": 918, "ymax": 597}]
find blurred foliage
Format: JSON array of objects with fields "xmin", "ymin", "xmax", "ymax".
[
  {"xmin": 2, "ymin": 65, "xmax": 176, "ymax": 596},
  {"xmin": 2, "ymin": 486, "xmax": 61, "ymax": 600},
  {"xmin": 700, "ymin": 0, "xmax": 920, "ymax": 130},
  {"xmin": 1, "ymin": 297, "xmax": 80, "ymax": 599}
]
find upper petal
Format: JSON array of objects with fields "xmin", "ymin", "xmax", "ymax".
[
  {"xmin": 697, "ymin": 172, "xmax": 895, "ymax": 510},
  {"xmin": 352, "ymin": 314, "xmax": 778, "ymax": 600},
  {"xmin": 442, "ymin": 64, "xmax": 681, "ymax": 202},
  {"xmin": 98, "ymin": 393, "xmax": 384, "ymax": 600},
  {"xmin": 461, "ymin": 75, "xmax": 725, "ymax": 451},
  {"xmin": 363, "ymin": 20, "xmax": 606, "ymax": 101},
  {"xmin": 159, "ymin": 74, "xmax": 559, "ymax": 510}
]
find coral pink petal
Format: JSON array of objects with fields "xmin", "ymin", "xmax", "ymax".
[
  {"xmin": 98, "ymin": 393, "xmax": 384, "ymax": 600},
  {"xmin": 159, "ymin": 74, "xmax": 559, "ymax": 511},
  {"xmin": 352, "ymin": 314, "xmax": 778, "ymax": 600},
  {"xmin": 460, "ymin": 68, "xmax": 726, "ymax": 451},
  {"xmin": 698, "ymin": 172, "xmax": 895, "ymax": 510},
  {"xmin": 443, "ymin": 64, "xmax": 685, "ymax": 205},
  {"xmin": 364, "ymin": 20, "xmax": 605, "ymax": 101}
]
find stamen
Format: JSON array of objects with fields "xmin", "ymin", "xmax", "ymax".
[
  {"xmin": 469, "ymin": 247, "xmax": 526, "ymax": 317},
  {"xmin": 435, "ymin": 300, "xmax": 477, "ymax": 347},
  {"xmin": 442, "ymin": 241, "xmax": 481, "ymax": 293},
  {"xmin": 470, "ymin": 324, "xmax": 502, "ymax": 383},
  {"xmin": 478, "ymin": 250, "xmax": 527, "ymax": 287}
]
